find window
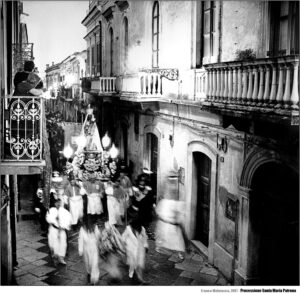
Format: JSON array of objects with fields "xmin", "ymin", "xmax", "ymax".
[
  {"xmin": 86, "ymin": 48, "xmax": 90, "ymax": 76},
  {"xmin": 97, "ymin": 22, "xmax": 102, "ymax": 75},
  {"xmin": 109, "ymin": 28, "xmax": 114, "ymax": 76},
  {"xmin": 269, "ymin": 1, "xmax": 299, "ymax": 56},
  {"xmin": 91, "ymin": 45, "xmax": 96, "ymax": 76},
  {"xmin": 123, "ymin": 17, "xmax": 129, "ymax": 71},
  {"xmin": 195, "ymin": 1, "xmax": 217, "ymax": 67},
  {"xmin": 152, "ymin": 1, "xmax": 159, "ymax": 68}
]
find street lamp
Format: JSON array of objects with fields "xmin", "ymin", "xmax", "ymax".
[
  {"xmin": 102, "ymin": 132, "xmax": 111, "ymax": 150},
  {"xmin": 109, "ymin": 143, "xmax": 119, "ymax": 159},
  {"xmin": 76, "ymin": 135, "xmax": 87, "ymax": 149},
  {"xmin": 63, "ymin": 143, "xmax": 73, "ymax": 159}
]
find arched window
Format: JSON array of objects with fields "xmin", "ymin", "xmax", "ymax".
[
  {"xmin": 109, "ymin": 27, "xmax": 114, "ymax": 76},
  {"xmin": 152, "ymin": 1, "xmax": 159, "ymax": 68},
  {"xmin": 123, "ymin": 17, "xmax": 129, "ymax": 71}
]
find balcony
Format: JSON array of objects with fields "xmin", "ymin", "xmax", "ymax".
[
  {"xmin": 120, "ymin": 71, "xmax": 165, "ymax": 101},
  {"xmin": 82, "ymin": 76, "xmax": 117, "ymax": 96},
  {"xmin": 1, "ymin": 96, "xmax": 45, "ymax": 174},
  {"xmin": 195, "ymin": 55, "xmax": 299, "ymax": 125}
]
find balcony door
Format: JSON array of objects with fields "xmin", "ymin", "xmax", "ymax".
[{"xmin": 269, "ymin": 1, "xmax": 299, "ymax": 56}]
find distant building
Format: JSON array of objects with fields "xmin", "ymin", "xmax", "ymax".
[{"xmin": 45, "ymin": 50, "xmax": 87, "ymax": 123}]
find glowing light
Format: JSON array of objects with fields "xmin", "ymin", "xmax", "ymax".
[
  {"xmin": 63, "ymin": 143, "xmax": 73, "ymax": 159},
  {"xmin": 76, "ymin": 135, "xmax": 87, "ymax": 148},
  {"xmin": 109, "ymin": 143, "xmax": 118, "ymax": 159},
  {"xmin": 86, "ymin": 104, "xmax": 93, "ymax": 115},
  {"xmin": 102, "ymin": 132, "xmax": 111, "ymax": 149}
]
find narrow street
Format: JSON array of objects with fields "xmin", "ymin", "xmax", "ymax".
[{"xmin": 14, "ymin": 215, "xmax": 230, "ymax": 286}]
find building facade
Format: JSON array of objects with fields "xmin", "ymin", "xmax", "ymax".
[
  {"xmin": 81, "ymin": 0, "xmax": 299, "ymax": 285},
  {"xmin": 45, "ymin": 50, "xmax": 87, "ymax": 123},
  {"xmin": 0, "ymin": 0, "xmax": 48, "ymax": 285}
]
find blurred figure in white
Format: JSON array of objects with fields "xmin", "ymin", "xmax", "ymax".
[
  {"xmin": 98, "ymin": 222, "xmax": 125, "ymax": 283},
  {"xmin": 83, "ymin": 178, "xmax": 104, "ymax": 219},
  {"xmin": 118, "ymin": 164, "xmax": 133, "ymax": 224},
  {"xmin": 155, "ymin": 198, "xmax": 187, "ymax": 260},
  {"xmin": 122, "ymin": 218, "xmax": 149, "ymax": 283},
  {"xmin": 112, "ymin": 178, "xmax": 127, "ymax": 225},
  {"xmin": 64, "ymin": 172, "xmax": 84, "ymax": 227},
  {"xmin": 78, "ymin": 215, "xmax": 101, "ymax": 285},
  {"xmin": 46, "ymin": 198, "xmax": 72, "ymax": 265},
  {"xmin": 105, "ymin": 181, "xmax": 122, "ymax": 226}
]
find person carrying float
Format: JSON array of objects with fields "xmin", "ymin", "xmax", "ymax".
[{"xmin": 64, "ymin": 172, "xmax": 84, "ymax": 227}]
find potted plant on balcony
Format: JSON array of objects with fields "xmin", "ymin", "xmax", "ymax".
[{"xmin": 235, "ymin": 48, "xmax": 256, "ymax": 61}]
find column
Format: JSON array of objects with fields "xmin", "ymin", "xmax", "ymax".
[
  {"xmin": 262, "ymin": 65, "xmax": 270, "ymax": 107},
  {"xmin": 275, "ymin": 64, "xmax": 284, "ymax": 108},
  {"xmin": 246, "ymin": 66, "xmax": 253, "ymax": 105},
  {"xmin": 251, "ymin": 67, "xmax": 259, "ymax": 106},
  {"xmin": 283, "ymin": 64, "xmax": 291, "ymax": 109},
  {"xmin": 223, "ymin": 68, "xmax": 228, "ymax": 102},
  {"xmin": 257, "ymin": 65, "xmax": 265, "ymax": 106},
  {"xmin": 232, "ymin": 67, "xmax": 237, "ymax": 101},
  {"xmin": 235, "ymin": 185, "xmax": 259, "ymax": 285},
  {"xmin": 236, "ymin": 67, "xmax": 243, "ymax": 103},
  {"xmin": 228, "ymin": 68, "xmax": 233, "ymax": 101},
  {"xmin": 290, "ymin": 60, "xmax": 299, "ymax": 110},
  {"xmin": 269, "ymin": 64, "xmax": 277, "ymax": 107},
  {"xmin": 241, "ymin": 68, "xmax": 248, "ymax": 105}
]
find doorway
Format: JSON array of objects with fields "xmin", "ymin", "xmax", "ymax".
[
  {"xmin": 193, "ymin": 152, "xmax": 211, "ymax": 247},
  {"xmin": 250, "ymin": 162, "xmax": 299, "ymax": 285},
  {"xmin": 146, "ymin": 133, "xmax": 158, "ymax": 199}
]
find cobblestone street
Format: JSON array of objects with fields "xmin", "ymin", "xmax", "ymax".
[{"xmin": 14, "ymin": 216, "xmax": 230, "ymax": 286}]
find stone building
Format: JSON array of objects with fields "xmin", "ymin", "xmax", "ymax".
[{"xmin": 81, "ymin": 0, "xmax": 299, "ymax": 285}]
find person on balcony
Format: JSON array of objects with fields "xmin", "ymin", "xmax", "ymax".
[{"xmin": 13, "ymin": 60, "xmax": 44, "ymax": 96}]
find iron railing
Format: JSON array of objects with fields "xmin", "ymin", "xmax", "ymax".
[{"xmin": 2, "ymin": 96, "xmax": 44, "ymax": 161}]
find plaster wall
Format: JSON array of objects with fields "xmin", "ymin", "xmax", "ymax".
[
  {"xmin": 159, "ymin": 1, "xmax": 192, "ymax": 70},
  {"xmin": 124, "ymin": 108, "xmax": 245, "ymax": 281},
  {"xmin": 221, "ymin": 1, "xmax": 264, "ymax": 62}
]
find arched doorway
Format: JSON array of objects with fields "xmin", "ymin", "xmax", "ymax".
[
  {"xmin": 193, "ymin": 152, "xmax": 211, "ymax": 247},
  {"xmin": 250, "ymin": 162, "xmax": 299, "ymax": 285}
]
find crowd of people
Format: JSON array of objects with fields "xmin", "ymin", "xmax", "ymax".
[
  {"xmin": 33, "ymin": 165, "xmax": 167, "ymax": 285},
  {"xmin": 33, "ymin": 164, "xmax": 190, "ymax": 285},
  {"xmin": 13, "ymin": 60, "xmax": 190, "ymax": 285}
]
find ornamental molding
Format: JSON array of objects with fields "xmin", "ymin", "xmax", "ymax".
[{"xmin": 140, "ymin": 68, "xmax": 179, "ymax": 81}]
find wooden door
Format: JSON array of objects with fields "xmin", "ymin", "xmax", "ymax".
[
  {"xmin": 194, "ymin": 152, "xmax": 211, "ymax": 246},
  {"xmin": 147, "ymin": 133, "xmax": 158, "ymax": 197}
]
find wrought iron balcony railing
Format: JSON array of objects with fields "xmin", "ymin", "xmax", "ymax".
[
  {"xmin": 195, "ymin": 55, "xmax": 299, "ymax": 110},
  {"xmin": 2, "ymin": 96, "xmax": 44, "ymax": 161}
]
